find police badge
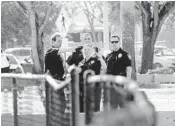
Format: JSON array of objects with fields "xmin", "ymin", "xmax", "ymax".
[
  {"xmin": 118, "ymin": 53, "xmax": 122, "ymax": 58},
  {"xmin": 91, "ymin": 60, "xmax": 95, "ymax": 64}
]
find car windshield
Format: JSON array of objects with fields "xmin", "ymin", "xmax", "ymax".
[
  {"xmin": 162, "ymin": 49, "xmax": 175, "ymax": 56},
  {"xmin": 154, "ymin": 48, "xmax": 175, "ymax": 56},
  {"xmin": 7, "ymin": 55, "xmax": 18, "ymax": 64}
]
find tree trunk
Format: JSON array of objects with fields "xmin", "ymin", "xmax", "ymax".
[
  {"xmin": 121, "ymin": 1, "xmax": 136, "ymax": 80},
  {"xmin": 140, "ymin": 12, "xmax": 154, "ymax": 74},
  {"xmin": 89, "ymin": 23, "xmax": 97, "ymax": 42},
  {"xmin": 29, "ymin": 8, "xmax": 42, "ymax": 74},
  {"xmin": 37, "ymin": 33, "xmax": 45, "ymax": 74}
]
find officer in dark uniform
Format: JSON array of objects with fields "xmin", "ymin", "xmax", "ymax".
[
  {"xmin": 45, "ymin": 33, "xmax": 65, "ymax": 80},
  {"xmin": 78, "ymin": 44, "xmax": 102, "ymax": 112},
  {"xmin": 106, "ymin": 35, "xmax": 132, "ymax": 109},
  {"xmin": 66, "ymin": 33, "xmax": 92, "ymax": 66}
]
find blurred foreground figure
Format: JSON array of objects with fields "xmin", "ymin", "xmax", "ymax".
[{"xmin": 91, "ymin": 91, "xmax": 156, "ymax": 126}]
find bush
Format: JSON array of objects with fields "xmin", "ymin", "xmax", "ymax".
[{"xmin": 138, "ymin": 83, "xmax": 160, "ymax": 89}]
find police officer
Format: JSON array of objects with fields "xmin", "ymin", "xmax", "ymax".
[
  {"xmin": 78, "ymin": 44, "xmax": 102, "ymax": 112},
  {"xmin": 66, "ymin": 33, "xmax": 92, "ymax": 66},
  {"xmin": 45, "ymin": 33, "xmax": 65, "ymax": 80},
  {"xmin": 45, "ymin": 33, "xmax": 76, "ymax": 79},
  {"xmin": 106, "ymin": 35, "xmax": 132, "ymax": 108}
]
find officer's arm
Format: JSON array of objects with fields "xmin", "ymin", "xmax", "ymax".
[
  {"xmin": 91, "ymin": 60, "xmax": 101, "ymax": 75},
  {"xmin": 126, "ymin": 66, "xmax": 132, "ymax": 79},
  {"xmin": 44, "ymin": 53, "xmax": 49, "ymax": 73},
  {"xmin": 66, "ymin": 53, "xmax": 75, "ymax": 66},
  {"xmin": 125, "ymin": 53, "xmax": 132, "ymax": 79},
  {"xmin": 99, "ymin": 56, "xmax": 107, "ymax": 74}
]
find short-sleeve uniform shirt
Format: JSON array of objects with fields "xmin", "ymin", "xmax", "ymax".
[
  {"xmin": 79, "ymin": 57, "xmax": 101, "ymax": 90},
  {"xmin": 106, "ymin": 48, "xmax": 131, "ymax": 77}
]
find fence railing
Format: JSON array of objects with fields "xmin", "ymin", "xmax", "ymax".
[
  {"xmin": 2, "ymin": 68, "xmax": 158, "ymax": 126},
  {"xmin": 1, "ymin": 68, "xmax": 80, "ymax": 126}
]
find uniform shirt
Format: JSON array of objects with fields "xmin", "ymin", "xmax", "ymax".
[
  {"xmin": 79, "ymin": 57, "xmax": 101, "ymax": 90},
  {"xmin": 45, "ymin": 48, "xmax": 64, "ymax": 79},
  {"xmin": 66, "ymin": 46, "xmax": 84, "ymax": 66},
  {"xmin": 106, "ymin": 48, "xmax": 131, "ymax": 76}
]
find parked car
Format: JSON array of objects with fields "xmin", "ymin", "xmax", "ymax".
[
  {"xmin": 1, "ymin": 53, "xmax": 24, "ymax": 73},
  {"xmin": 135, "ymin": 45, "xmax": 175, "ymax": 73},
  {"xmin": 5, "ymin": 47, "xmax": 31, "ymax": 64}
]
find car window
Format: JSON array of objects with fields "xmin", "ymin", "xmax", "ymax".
[
  {"xmin": 162, "ymin": 49, "xmax": 175, "ymax": 56},
  {"xmin": 8, "ymin": 50, "xmax": 21, "ymax": 56},
  {"xmin": 7, "ymin": 55, "xmax": 18, "ymax": 64},
  {"xmin": 154, "ymin": 48, "xmax": 163, "ymax": 56},
  {"xmin": 6, "ymin": 49, "xmax": 31, "ymax": 57},
  {"xmin": 20, "ymin": 50, "xmax": 31, "ymax": 56}
]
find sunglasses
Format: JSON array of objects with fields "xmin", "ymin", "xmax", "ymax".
[
  {"xmin": 111, "ymin": 41, "xmax": 119, "ymax": 44},
  {"xmin": 84, "ymin": 38, "xmax": 91, "ymax": 40}
]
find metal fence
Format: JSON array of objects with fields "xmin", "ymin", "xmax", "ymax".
[
  {"xmin": 1, "ymin": 68, "xmax": 80, "ymax": 126},
  {"xmin": 1, "ymin": 68, "xmax": 145, "ymax": 126}
]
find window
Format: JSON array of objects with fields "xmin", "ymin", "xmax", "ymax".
[
  {"xmin": 6, "ymin": 49, "xmax": 31, "ymax": 56},
  {"xmin": 20, "ymin": 50, "xmax": 31, "ymax": 56},
  {"xmin": 7, "ymin": 55, "xmax": 18, "ymax": 64}
]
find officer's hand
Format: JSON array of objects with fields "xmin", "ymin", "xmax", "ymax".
[
  {"xmin": 91, "ymin": 91, "xmax": 156, "ymax": 126},
  {"xmin": 96, "ymin": 52, "xmax": 103, "ymax": 59}
]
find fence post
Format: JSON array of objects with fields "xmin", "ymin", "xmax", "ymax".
[
  {"xmin": 45, "ymin": 80, "xmax": 50, "ymax": 126},
  {"xmin": 71, "ymin": 68, "xmax": 80, "ymax": 126},
  {"xmin": 84, "ymin": 70, "xmax": 95, "ymax": 125},
  {"xmin": 13, "ymin": 78, "xmax": 18, "ymax": 126}
]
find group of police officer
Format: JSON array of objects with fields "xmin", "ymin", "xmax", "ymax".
[{"xmin": 45, "ymin": 32, "xmax": 132, "ymax": 112}]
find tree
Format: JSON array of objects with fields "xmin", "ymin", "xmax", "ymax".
[
  {"xmin": 161, "ymin": 11, "xmax": 175, "ymax": 30},
  {"xmin": 121, "ymin": 2, "xmax": 136, "ymax": 80},
  {"xmin": 1, "ymin": 2, "xmax": 30, "ymax": 49},
  {"xmin": 136, "ymin": 1, "xmax": 175, "ymax": 73},
  {"xmin": 108, "ymin": 1, "xmax": 120, "ymax": 27},
  {"xmin": 82, "ymin": 1, "xmax": 103, "ymax": 42},
  {"xmin": 15, "ymin": 1, "xmax": 53, "ymax": 74}
]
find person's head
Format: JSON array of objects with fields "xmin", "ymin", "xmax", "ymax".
[
  {"xmin": 81, "ymin": 33, "xmax": 92, "ymax": 43},
  {"xmin": 92, "ymin": 46, "xmax": 99, "ymax": 57},
  {"xmin": 51, "ymin": 32, "xmax": 62, "ymax": 48},
  {"xmin": 82, "ymin": 44, "xmax": 93, "ymax": 58},
  {"xmin": 110, "ymin": 35, "xmax": 121, "ymax": 51}
]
